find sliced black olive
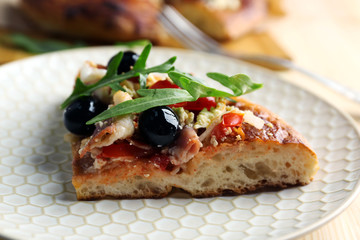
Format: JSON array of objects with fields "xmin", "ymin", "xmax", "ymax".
[
  {"xmin": 64, "ymin": 96, "xmax": 107, "ymax": 136},
  {"xmin": 108, "ymin": 51, "xmax": 139, "ymax": 74},
  {"xmin": 138, "ymin": 106, "xmax": 181, "ymax": 147}
]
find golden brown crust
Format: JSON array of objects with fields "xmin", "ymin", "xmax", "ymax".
[
  {"xmin": 167, "ymin": 0, "xmax": 267, "ymax": 40},
  {"xmin": 20, "ymin": 0, "xmax": 169, "ymax": 43},
  {"xmin": 70, "ymin": 98, "xmax": 318, "ymax": 200},
  {"xmin": 234, "ymin": 97, "xmax": 311, "ymax": 146},
  {"xmin": 20, "ymin": 0, "xmax": 267, "ymax": 43},
  {"xmin": 72, "ymin": 140, "xmax": 317, "ymax": 200}
]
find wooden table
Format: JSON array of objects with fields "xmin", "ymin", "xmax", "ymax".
[{"xmin": 0, "ymin": 0, "xmax": 359, "ymax": 239}]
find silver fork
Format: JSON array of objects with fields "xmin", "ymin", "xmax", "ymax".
[{"xmin": 159, "ymin": 5, "xmax": 360, "ymax": 104}]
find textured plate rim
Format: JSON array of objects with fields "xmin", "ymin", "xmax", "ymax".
[{"xmin": 0, "ymin": 46, "xmax": 360, "ymax": 240}]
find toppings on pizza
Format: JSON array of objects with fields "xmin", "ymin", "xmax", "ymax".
[
  {"xmin": 61, "ymin": 44, "xmax": 264, "ymax": 171},
  {"xmin": 62, "ymin": 44, "xmax": 318, "ymax": 200},
  {"xmin": 138, "ymin": 106, "xmax": 181, "ymax": 147}
]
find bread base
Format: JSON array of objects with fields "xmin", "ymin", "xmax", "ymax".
[{"xmin": 72, "ymin": 140, "xmax": 317, "ymax": 200}]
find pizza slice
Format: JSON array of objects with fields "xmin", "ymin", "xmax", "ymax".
[
  {"xmin": 167, "ymin": 0, "xmax": 267, "ymax": 40},
  {"xmin": 62, "ymin": 45, "xmax": 318, "ymax": 200}
]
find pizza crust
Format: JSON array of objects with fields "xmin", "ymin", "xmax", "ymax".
[
  {"xmin": 168, "ymin": 0, "xmax": 267, "ymax": 40},
  {"xmin": 20, "ymin": 0, "xmax": 169, "ymax": 44},
  {"xmin": 70, "ymin": 98, "xmax": 318, "ymax": 200},
  {"xmin": 20, "ymin": 0, "xmax": 267, "ymax": 42}
]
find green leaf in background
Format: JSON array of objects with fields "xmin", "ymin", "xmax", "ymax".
[
  {"xmin": 114, "ymin": 39, "xmax": 151, "ymax": 48},
  {"xmin": 8, "ymin": 34, "xmax": 87, "ymax": 53},
  {"xmin": 87, "ymin": 88, "xmax": 194, "ymax": 124},
  {"xmin": 3, "ymin": 34, "xmax": 151, "ymax": 54}
]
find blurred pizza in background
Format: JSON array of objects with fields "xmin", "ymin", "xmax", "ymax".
[
  {"xmin": 19, "ymin": 0, "xmax": 284, "ymax": 44},
  {"xmin": 0, "ymin": 0, "xmax": 287, "ymax": 64}
]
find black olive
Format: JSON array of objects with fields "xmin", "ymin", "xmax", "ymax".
[
  {"xmin": 139, "ymin": 106, "xmax": 181, "ymax": 147},
  {"xmin": 64, "ymin": 96, "xmax": 107, "ymax": 136},
  {"xmin": 108, "ymin": 51, "xmax": 139, "ymax": 74}
]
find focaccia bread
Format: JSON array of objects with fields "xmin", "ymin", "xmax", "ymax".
[
  {"xmin": 20, "ymin": 0, "xmax": 268, "ymax": 43},
  {"xmin": 62, "ymin": 46, "xmax": 318, "ymax": 200},
  {"xmin": 167, "ymin": 0, "xmax": 267, "ymax": 40},
  {"xmin": 70, "ymin": 98, "xmax": 317, "ymax": 199},
  {"xmin": 19, "ymin": 0, "xmax": 169, "ymax": 44}
]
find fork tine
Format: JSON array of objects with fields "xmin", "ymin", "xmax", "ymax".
[{"xmin": 161, "ymin": 5, "xmax": 223, "ymax": 53}]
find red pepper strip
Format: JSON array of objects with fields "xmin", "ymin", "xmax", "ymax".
[
  {"xmin": 212, "ymin": 113, "xmax": 244, "ymax": 139},
  {"xmin": 99, "ymin": 142, "xmax": 153, "ymax": 159},
  {"xmin": 150, "ymin": 80, "xmax": 181, "ymax": 89},
  {"xmin": 150, "ymin": 80, "xmax": 217, "ymax": 110},
  {"xmin": 99, "ymin": 142, "xmax": 172, "ymax": 171},
  {"xmin": 184, "ymin": 97, "xmax": 216, "ymax": 111},
  {"xmin": 222, "ymin": 112, "xmax": 244, "ymax": 127}
]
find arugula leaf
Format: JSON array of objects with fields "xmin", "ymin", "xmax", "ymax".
[
  {"xmin": 103, "ymin": 51, "xmax": 126, "ymax": 92},
  {"xmin": 108, "ymin": 83, "xmax": 126, "ymax": 92},
  {"xmin": 140, "ymin": 57, "xmax": 176, "ymax": 74},
  {"xmin": 73, "ymin": 77, "xmax": 88, "ymax": 95},
  {"xmin": 168, "ymin": 71, "xmax": 234, "ymax": 99},
  {"xmin": 105, "ymin": 51, "xmax": 123, "ymax": 79},
  {"xmin": 62, "ymin": 44, "xmax": 263, "ymax": 125},
  {"xmin": 207, "ymin": 72, "xmax": 263, "ymax": 95},
  {"xmin": 87, "ymin": 88, "xmax": 194, "ymax": 124},
  {"xmin": 133, "ymin": 44, "xmax": 151, "ymax": 70},
  {"xmin": 61, "ymin": 66, "xmax": 135, "ymax": 109},
  {"xmin": 60, "ymin": 44, "xmax": 176, "ymax": 109}
]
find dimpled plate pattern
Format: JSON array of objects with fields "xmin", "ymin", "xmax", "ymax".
[{"xmin": 0, "ymin": 47, "xmax": 360, "ymax": 240}]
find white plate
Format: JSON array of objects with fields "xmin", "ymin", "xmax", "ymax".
[{"xmin": 0, "ymin": 47, "xmax": 360, "ymax": 240}]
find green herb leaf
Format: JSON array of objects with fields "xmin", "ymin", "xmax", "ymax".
[
  {"xmin": 61, "ymin": 71, "xmax": 135, "ymax": 109},
  {"xmin": 133, "ymin": 44, "xmax": 151, "ymax": 70},
  {"xmin": 140, "ymin": 57, "xmax": 177, "ymax": 74},
  {"xmin": 105, "ymin": 51, "xmax": 123, "ymax": 79},
  {"xmin": 60, "ymin": 78, "xmax": 91, "ymax": 108},
  {"xmin": 87, "ymin": 88, "xmax": 194, "ymax": 124},
  {"xmin": 62, "ymin": 44, "xmax": 263, "ymax": 124},
  {"xmin": 114, "ymin": 39, "xmax": 151, "ymax": 48},
  {"xmin": 168, "ymin": 71, "xmax": 234, "ymax": 99},
  {"xmin": 207, "ymin": 72, "xmax": 263, "ymax": 95},
  {"xmin": 60, "ymin": 44, "xmax": 177, "ymax": 109},
  {"xmin": 104, "ymin": 51, "xmax": 126, "ymax": 92},
  {"xmin": 7, "ymin": 34, "xmax": 86, "ymax": 53},
  {"xmin": 108, "ymin": 83, "xmax": 126, "ymax": 92}
]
